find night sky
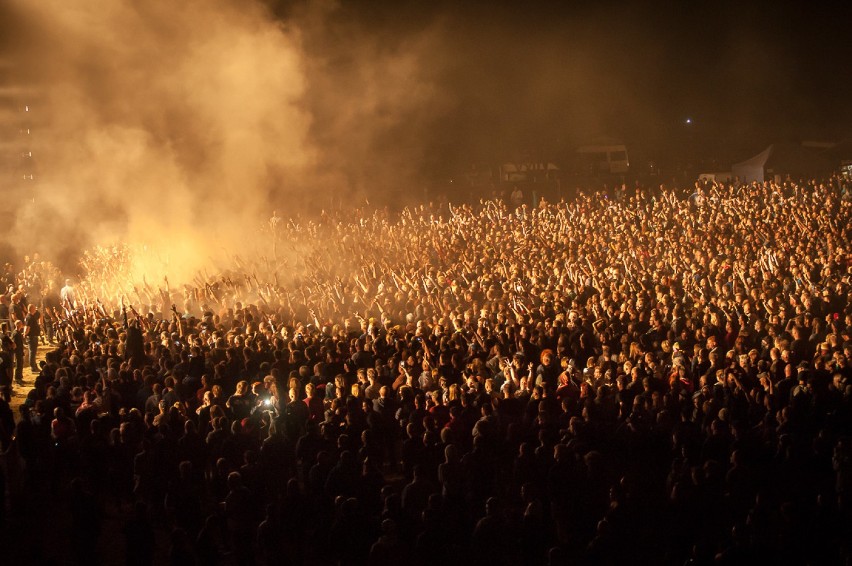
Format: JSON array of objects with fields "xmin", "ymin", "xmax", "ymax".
[
  {"xmin": 2, "ymin": 0, "xmax": 851, "ymax": 185},
  {"xmin": 279, "ymin": 0, "xmax": 852, "ymax": 170}
]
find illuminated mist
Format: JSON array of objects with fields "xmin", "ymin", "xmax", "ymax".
[
  {"xmin": 4, "ymin": 0, "xmax": 847, "ymax": 289},
  {"xmin": 4, "ymin": 0, "xmax": 461, "ymax": 287},
  {"xmin": 8, "ymin": 0, "xmax": 317, "ymax": 283}
]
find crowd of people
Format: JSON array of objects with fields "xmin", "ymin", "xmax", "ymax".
[{"xmin": 0, "ymin": 174, "xmax": 851, "ymax": 565}]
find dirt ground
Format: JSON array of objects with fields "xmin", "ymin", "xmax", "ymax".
[{"xmin": 10, "ymin": 342, "xmax": 45, "ymax": 420}]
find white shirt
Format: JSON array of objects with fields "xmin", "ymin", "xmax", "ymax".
[{"xmin": 60, "ymin": 285, "xmax": 76, "ymax": 308}]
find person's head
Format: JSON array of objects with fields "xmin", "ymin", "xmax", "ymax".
[
  {"xmin": 227, "ymin": 471, "xmax": 242, "ymax": 491},
  {"xmin": 485, "ymin": 496, "xmax": 501, "ymax": 517}
]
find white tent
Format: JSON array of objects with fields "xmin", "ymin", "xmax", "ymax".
[
  {"xmin": 731, "ymin": 144, "xmax": 834, "ymax": 183},
  {"xmin": 732, "ymin": 146, "xmax": 773, "ymax": 182}
]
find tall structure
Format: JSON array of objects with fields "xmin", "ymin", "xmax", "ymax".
[{"xmin": 0, "ymin": 60, "xmax": 38, "ymax": 205}]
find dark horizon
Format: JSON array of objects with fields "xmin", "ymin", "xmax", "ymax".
[
  {"xmin": 0, "ymin": 0, "xmax": 850, "ymax": 196},
  {"xmin": 274, "ymin": 0, "xmax": 852, "ymax": 173}
]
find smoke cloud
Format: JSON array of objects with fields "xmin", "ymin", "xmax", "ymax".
[
  {"xmin": 5, "ymin": 0, "xmax": 465, "ymax": 283},
  {"xmin": 8, "ymin": 0, "xmax": 318, "ymax": 280}
]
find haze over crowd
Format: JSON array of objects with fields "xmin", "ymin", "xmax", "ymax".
[{"xmin": 0, "ymin": 0, "xmax": 849, "ymax": 280}]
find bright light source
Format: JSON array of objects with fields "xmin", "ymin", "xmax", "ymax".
[{"xmin": 685, "ymin": 118, "xmax": 692, "ymax": 125}]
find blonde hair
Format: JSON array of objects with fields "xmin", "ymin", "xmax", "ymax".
[{"xmin": 447, "ymin": 383, "xmax": 459, "ymax": 402}]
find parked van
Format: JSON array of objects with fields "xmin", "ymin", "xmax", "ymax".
[{"xmin": 575, "ymin": 143, "xmax": 630, "ymax": 175}]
